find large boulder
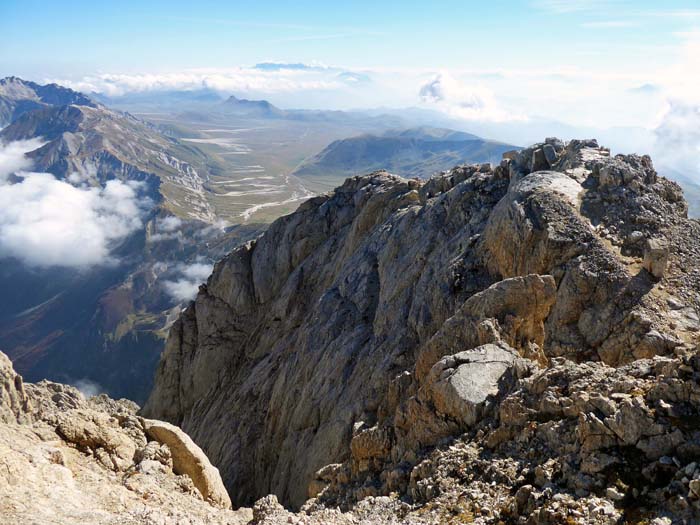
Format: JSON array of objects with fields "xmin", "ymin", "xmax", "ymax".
[
  {"xmin": 424, "ymin": 343, "xmax": 519, "ymax": 427},
  {"xmin": 142, "ymin": 418, "xmax": 232, "ymax": 509}
]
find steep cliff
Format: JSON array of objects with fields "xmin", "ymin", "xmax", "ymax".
[{"xmin": 144, "ymin": 138, "xmax": 700, "ymax": 522}]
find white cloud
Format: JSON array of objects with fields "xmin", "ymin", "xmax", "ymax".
[
  {"xmin": 159, "ymin": 215, "xmax": 182, "ymax": 232},
  {"xmin": 659, "ymin": 31, "xmax": 700, "ymax": 105},
  {"xmin": 532, "ymin": 0, "xmax": 620, "ymax": 13},
  {"xmin": 418, "ymin": 71, "xmax": 525, "ymax": 122},
  {"xmin": 0, "ymin": 140, "xmax": 151, "ymax": 267},
  {"xmin": 653, "ymin": 101, "xmax": 700, "ymax": 183},
  {"xmin": 72, "ymin": 378, "xmax": 105, "ymax": 398},
  {"xmin": 580, "ymin": 20, "xmax": 638, "ymax": 28},
  {"xmin": 162, "ymin": 261, "xmax": 213, "ymax": 302},
  {"xmin": 150, "ymin": 215, "xmax": 184, "ymax": 242}
]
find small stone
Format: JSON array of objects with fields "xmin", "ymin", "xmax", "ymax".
[
  {"xmin": 643, "ymin": 237, "xmax": 670, "ymax": 279},
  {"xmin": 689, "ymin": 479, "xmax": 700, "ymax": 498},
  {"xmin": 667, "ymin": 297, "xmax": 685, "ymax": 310},
  {"xmin": 605, "ymin": 486, "xmax": 625, "ymax": 501},
  {"xmin": 628, "ymin": 231, "xmax": 644, "ymax": 244}
]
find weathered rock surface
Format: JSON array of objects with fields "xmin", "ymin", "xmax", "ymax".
[
  {"xmin": 143, "ymin": 418, "xmax": 232, "ymax": 509},
  {"xmin": 424, "ymin": 343, "xmax": 518, "ymax": 428},
  {"xmin": 0, "ymin": 351, "xmax": 31, "ymax": 424},
  {"xmin": 0, "ymin": 351, "xmax": 248, "ymax": 524},
  {"xmin": 143, "ymin": 138, "xmax": 700, "ymax": 522}
]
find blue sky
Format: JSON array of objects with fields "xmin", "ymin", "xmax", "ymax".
[{"xmin": 1, "ymin": 0, "xmax": 697, "ymax": 75}]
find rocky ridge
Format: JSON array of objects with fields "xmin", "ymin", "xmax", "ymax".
[{"xmin": 144, "ymin": 138, "xmax": 700, "ymax": 523}]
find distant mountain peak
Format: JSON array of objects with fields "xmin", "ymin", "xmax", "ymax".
[
  {"xmin": 220, "ymin": 95, "xmax": 285, "ymax": 118},
  {"xmin": 0, "ymin": 76, "xmax": 97, "ymax": 126}
]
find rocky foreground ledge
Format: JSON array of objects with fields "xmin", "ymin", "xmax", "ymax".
[
  {"xmin": 142, "ymin": 138, "xmax": 700, "ymax": 524},
  {"xmin": 0, "ymin": 351, "xmax": 253, "ymax": 524}
]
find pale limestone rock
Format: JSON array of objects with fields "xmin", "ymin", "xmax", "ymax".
[
  {"xmin": 0, "ymin": 351, "xmax": 31, "ymax": 423},
  {"xmin": 0, "ymin": 350, "xmax": 245, "ymax": 524},
  {"xmin": 142, "ymin": 418, "xmax": 232, "ymax": 509},
  {"xmin": 56, "ymin": 409, "xmax": 137, "ymax": 471},
  {"xmin": 424, "ymin": 343, "xmax": 518, "ymax": 427},
  {"xmin": 644, "ymin": 237, "xmax": 670, "ymax": 279}
]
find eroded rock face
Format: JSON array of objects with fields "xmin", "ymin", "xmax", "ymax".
[
  {"xmin": 145, "ymin": 138, "xmax": 700, "ymax": 520},
  {"xmin": 0, "ymin": 351, "xmax": 245, "ymax": 524},
  {"xmin": 0, "ymin": 351, "xmax": 31, "ymax": 424}
]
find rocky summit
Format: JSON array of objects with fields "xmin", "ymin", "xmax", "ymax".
[
  {"xmin": 137, "ymin": 138, "xmax": 700, "ymax": 523},
  {"xmin": 4, "ymin": 138, "xmax": 700, "ymax": 524}
]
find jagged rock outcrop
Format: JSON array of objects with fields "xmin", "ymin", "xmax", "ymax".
[
  {"xmin": 0, "ymin": 350, "xmax": 248, "ymax": 524},
  {"xmin": 145, "ymin": 138, "xmax": 700, "ymax": 522}
]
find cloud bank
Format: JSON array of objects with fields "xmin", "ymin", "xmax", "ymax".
[
  {"xmin": 52, "ymin": 66, "xmax": 356, "ymax": 97},
  {"xmin": 0, "ymin": 140, "xmax": 151, "ymax": 267}
]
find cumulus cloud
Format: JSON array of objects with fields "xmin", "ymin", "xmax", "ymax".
[
  {"xmin": 0, "ymin": 140, "xmax": 151, "ymax": 267},
  {"xmin": 162, "ymin": 261, "xmax": 213, "ymax": 302},
  {"xmin": 419, "ymin": 71, "xmax": 524, "ymax": 122},
  {"xmin": 150, "ymin": 215, "xmax": 184, "ymax": 242}
]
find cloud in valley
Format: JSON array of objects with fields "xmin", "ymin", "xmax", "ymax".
[
  {"xmin": 72, "ymin": 378, "xmax": 105, "ymax": 398},
  {"xmin": 159, "ymin": 216, "xmax": 183, "ymax": 232},
  {"xmin": 0, "ymin": 138, "xmax": 43, "ymax": 180},
  {"xmin": 653, "ymin": 101, "xmax": 700, "ymax": 183},
  {"xmin": 0, "ymin": 140, "xmax": 151, "ymax": 267},
  {"xmin": 162, "ymin": 261, "xmax": 213, "ymax": 302}
]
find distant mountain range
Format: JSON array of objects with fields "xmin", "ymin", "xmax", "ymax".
[{"xmin": 291, "ymin": 126, "xmax": 517, "ymax": 188}]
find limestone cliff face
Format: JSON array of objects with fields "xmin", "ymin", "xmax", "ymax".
[{"xmin": 144, "ymin": 138, "xmax": 699, "ymax": 512}]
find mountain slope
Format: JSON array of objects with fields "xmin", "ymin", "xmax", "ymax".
[
  {"xmin": 144, "ymin": 137, "xmax": 700, "ymax": 522},
  {"xmin": 0, "ymin": 76, "xmax": 97, "ymax": 127},
  {"xmin": 1, "ymin": 102, "xmax": 221, "ymax": 221},
  {"xmin": 291, "ymin": 126, "xmax": 516, "ymax": 188}
]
